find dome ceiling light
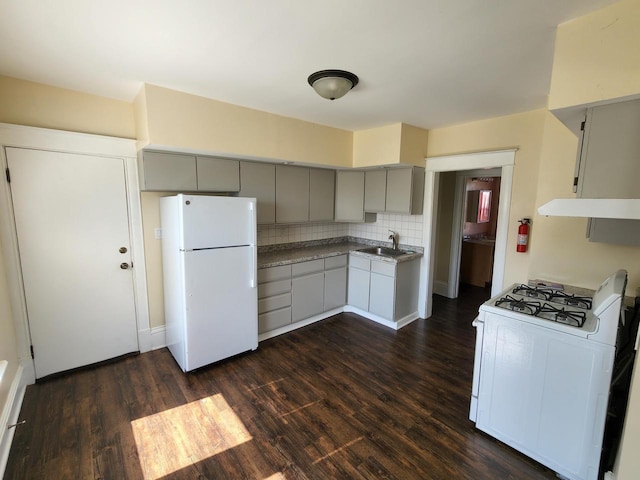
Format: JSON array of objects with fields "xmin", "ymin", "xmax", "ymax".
[{"xmin": 307, "ymin": 69, "xmax": 359, "ymax": 100}]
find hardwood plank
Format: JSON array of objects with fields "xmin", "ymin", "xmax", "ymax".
[{"xmin": 4, "ymin": 286, "xmax": 557, "ymax": 479}]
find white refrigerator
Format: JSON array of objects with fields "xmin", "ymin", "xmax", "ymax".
[{"xmin": 160, "ymin": 194, "xmax": 258, "ymax": 372}]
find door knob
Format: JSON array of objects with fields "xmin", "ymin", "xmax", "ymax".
[{"xmin": 120, "ymin": 263, "xmax": 130, "ymax": 270}]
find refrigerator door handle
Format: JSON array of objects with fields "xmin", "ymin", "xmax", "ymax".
[
  {"xmin": 250, "ymin": 245, "xmax": 256, "ymax": 288},
  {"xmin": 248, "ymin": 201, "xmax": 257, "ymax": 246}
]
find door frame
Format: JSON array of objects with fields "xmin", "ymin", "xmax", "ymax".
[
  {"xmin": 418, "ymin": 149, "xmax": 516, "ymax": 319},
  {"xmin": 0, "ymin": 123, "xmax": 150, "ymax": 384}
]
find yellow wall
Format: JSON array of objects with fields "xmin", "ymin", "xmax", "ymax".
[
  {"xmin": 399, "ymin": 123, "xmax": 430, "ymax": 167},
  {"xmin": 352, "ymin": 123, "xmax": 402, "ymax": 167},
  {"xmin": 352, "ymin": 123, "xmax": 429, "ymax": 168},
  {"xmin": 427, "ymin": 109, "xmax": 546, "ymax": 288},
  {"xmin": 0, "ymin": 75, "xmax": 135, "ymax": 138},
  {"xmin": 138, "ymin": 84, "xmax": 353, "ymax": 167},
  {"xmin": 548, "ymin": 0, "xmax": 640, "ymax": 110}
]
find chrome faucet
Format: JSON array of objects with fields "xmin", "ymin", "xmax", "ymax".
[{"xmin": 388, "ymin": 230, "xmax": 399, "ymax": 250}]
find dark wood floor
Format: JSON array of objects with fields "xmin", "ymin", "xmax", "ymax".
[{"xmin": 5, "ymin": 286, "xmax": 558, "ymax": 479}]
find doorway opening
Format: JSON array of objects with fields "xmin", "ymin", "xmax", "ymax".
[
  {"xmin": 433, "ymin": 169, "xmax": 501, "ymax": 307},
  {"xmin": 419, "ymin": 150, "xmax": 516, "ymax": 319}
]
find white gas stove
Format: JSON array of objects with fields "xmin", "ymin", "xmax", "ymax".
[
  {"xmin": 470, "ymin": 270, "xmax": 628, "ymax": 480},
  {"xmin": 481, "ymin": 270, "xmax": 627, "ymax": 346}
]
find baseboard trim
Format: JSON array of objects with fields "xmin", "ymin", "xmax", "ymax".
[
  {"xmin": 343, "ymin": 306, "xmax": 419, "ymax": 330},
  {"xmin": 258, "ymin": 308, "xmax": 343, "ymax": 342},
  {"xmin": 150, "ymin": 326, "xmax": 166, "ymax": 350},
  {"xmin": 0, "ymin": 364, "xmax": 27, "ymax": 478},
  {"xmin": 433, "ymin": 280, "xmax": 450, "ymax": 297}
]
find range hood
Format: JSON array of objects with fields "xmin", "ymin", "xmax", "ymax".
[{"xmin": 538, "ymin": 199, "xmax": 640, "ymax": 219}]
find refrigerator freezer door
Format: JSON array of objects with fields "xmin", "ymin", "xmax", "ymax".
[
  {"xmin": 179, "ymin": 194, "xmax": 256, "ymax": 250},
  {"xmin": 182, "ymin": 245, "xmax": 258, "ymax": 371}
]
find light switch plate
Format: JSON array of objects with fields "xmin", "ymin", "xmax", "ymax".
[{"xmin": 155, "ymin": 228, "xmax": 162, "ymax": 239}]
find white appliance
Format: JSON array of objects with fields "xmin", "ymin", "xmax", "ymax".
[
  {"xmin": 470, "ymin": 270, "xmax": 628, "ymax": 480},
  {"xmin": 160, "ymin": 194, "xmax": 258, "ymax": 372}
]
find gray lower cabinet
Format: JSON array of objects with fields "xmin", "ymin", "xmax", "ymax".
[
  {"xmin": 369, "ymin": 261, "xmax": 395, "ymax": 319},
  {"xmin": 347, "ymin": 255, "xmax": 371, "ymax": 311},
  {"xmin": 324, "ymin": 255, "xmax": 347, "ymax": 310},
  {"xmin": 348, "ymin": 253, "xmax": 420, "ymax": 321},
  {"xmin": 196, "ymin": 156, "xmax": 240, "ymax": 192},
  {"xmin": 310, "ymin": 168, "xmax": 335, "ymax": 222},
  {"xmin": 258, "ymin": 265, "xmax": 292, "ymax": 333},
  {"xmin": 240, "ymin": 161, "xmax": 276, "ymax": 225},
  {"xmin": 139, "ymin": 151, "xmax": 197, "ymax": 191},
  {"xmin": 291, "ymin": 259, "xmax": 325, "ymax": 322},
  {"xmin": 259, "ymin": 254, "xmax": 348, "ymax": 334},
  {"xmin": 276, "ymin": 165, "xmax": 310, "ymax": 224}
]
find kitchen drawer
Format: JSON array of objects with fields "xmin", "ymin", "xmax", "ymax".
[
  {"xmin": 292, "ymin": 259, "xmax": 324, "ymax": 277},
  {"xmin": 324, "ymin": 254, "xmax": 347, "ymax": 270},
  {"xmin": 371, "ymin": 260, "xmax": 395, "ymax": 277},
  {"xmin": 258, "ymin": 264, "xmax": 292, "ymax": 284},
  {"xmin": 258, "ymin": 292, "xmax": 291, "ymax": 314},
  {"xmin": 258, "ymin": 307, "xmax": 292, "ymax": 333},
  {"xmin": 349, "ymin": 255, "xmax": 370, "ymax": 271},
  {"xmin": 258, "ymin": 278, "xmax": 291, "ymax": 299}
]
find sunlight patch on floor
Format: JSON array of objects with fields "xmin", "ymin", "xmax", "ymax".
[{"xmin": 131, "ymin": 394, "xmax": 252, "ymax": 480}]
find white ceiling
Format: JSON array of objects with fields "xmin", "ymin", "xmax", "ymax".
[{"xmin": 0, "ymin": 0, "xmax": 617, "ymax": 131}]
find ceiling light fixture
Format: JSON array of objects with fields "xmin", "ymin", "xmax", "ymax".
[{"xmin": 307, "ymin": 70, "xmax": 359, "ymax": 100}]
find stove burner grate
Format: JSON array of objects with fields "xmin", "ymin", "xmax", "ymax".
[
  {"xmin": 537, "ymin": 303, "xmax": 587, "ymax": 328},
  {"xmin": 512, "ymin": 284, "xmax": 553, "ymax": 301},
  {"xmin": 495, "ymin": 295, "xmax": 541, "ymax": 315},
  {"xmin": 549, "ymin": 291, "xmax": 592, "ymax": 310}
]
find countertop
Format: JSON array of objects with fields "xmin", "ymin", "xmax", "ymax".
[{"xmin": 257, "ymin": 240, "xmax": 423, "ymax": 269}]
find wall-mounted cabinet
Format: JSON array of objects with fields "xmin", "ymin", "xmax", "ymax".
[
  {"xmin": 364, "ymin": 170, "xmax": 387, "ymax": 212},
  {"xmin": 275, "ymin": 166, "xmax": 335, "ymax": 224},
  {"xmin": 309, "ymin": 168, "xmax": 335, "ymax": 222},
  {"xmin": 139, "ymin": 151, "xmax": 241, "ymax": 192},
  {"xmin": 363, "ymin": 167, "xmax": 425, "ymax": 215},
  {"xmin": 575, "ymin": 99, "xmax": 640, "ymax": 245},
  {"xmin": 335, "ymin": 170, "xmax": 366, "ymax": 222},
  {"xmin": 385, "ymin": 167, "xmax": 425, "ymax": 214},
  {"xmin": 239, "ymin": 161, "xmax": 276, "ymax": 225},
  {"xmin": 138, "ymin": 151, "xmax": 197, "ymax": 191},
  {"xmin": 196, "ymin": 156, "xmax": 239, "ymax": 192},
  {"xmin": 276, "ymin": 165, "xmax": 310, "ymax": 224}
]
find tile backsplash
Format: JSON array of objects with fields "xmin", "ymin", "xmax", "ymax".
[{"xmin": 257, "ymin": 213, "xmax": 424, "ymax": 247}]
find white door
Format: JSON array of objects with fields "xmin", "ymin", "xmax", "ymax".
[{"xmin": 6, "ymin": 147, "xmax": 139, "ymax": 378}]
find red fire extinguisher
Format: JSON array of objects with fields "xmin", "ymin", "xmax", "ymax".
[{"xmin": 517, "ymin": 218, "xmax": 530, "ymax": 253}]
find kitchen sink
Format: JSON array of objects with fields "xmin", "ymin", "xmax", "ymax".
[{"xmin": 357, "ymin": 246, "xmax": 408, "ymax": 257}]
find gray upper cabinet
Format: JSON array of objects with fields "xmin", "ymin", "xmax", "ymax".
[
  {"xmin": 335, "ymin": 170, "xmax": 366, "ymax": 222},
  {"xmin": 240, "ymin": 161, "xmax": 276, "ymax": 224},
  {"xmin": 576, "ymin": 99, "xmax": 640, "ymax": 245},
  {"xmin": 196, "ymin": 157, "xmax": 240, "ymax": 192},
  {"xmin": 386, "ymin": 167, "xmax": 425, "ymax": 214},
  {"xmin": 309, "ymin": 168, "xmax": 335, "ymax": 222},
  {"xmin": 276, "ymin": 165, "xmax": 310, "ymax": 224},
  {"xmin": 364, "ymin": 170, "xmax": 387, "ymax": 212},
  {"xmin": 139, "ymin": 151, "xmax": 197, "ymax": 191},
  {"xmin": 578, "ymin": 99, "xmax": 640, "ymax": 199}
]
